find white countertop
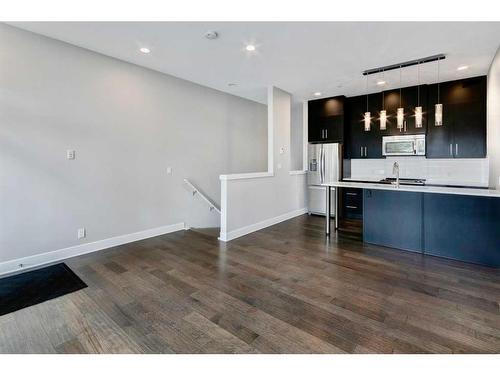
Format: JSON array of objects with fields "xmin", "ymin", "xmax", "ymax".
[
  {"xmin": 343, "ymin": 176, "xmax": 489, "ymax": 188},
  {"xmin": 323, "ymin": 180, "xmax": 500, "ymax": 198}
]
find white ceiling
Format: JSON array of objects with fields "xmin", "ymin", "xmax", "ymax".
[{"xmin": 9, "ymin": 22, "xmax": 500, "ymax": 104}]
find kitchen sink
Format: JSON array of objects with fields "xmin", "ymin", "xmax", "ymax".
[{"xmin": 379, "ymin": 178, "xmax": 426, "ymax": 186}]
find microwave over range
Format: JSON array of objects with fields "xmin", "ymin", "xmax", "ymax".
[{"xmin": 382, "ymin": 134, "xmax": 426, "ymax": 156}]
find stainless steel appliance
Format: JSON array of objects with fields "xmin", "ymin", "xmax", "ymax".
[
  {"xmin": 382, "ymin": 134, "xmax": 426, "ymax": 156},
  {"xmin": 307, "ymin": 143, "xmax": 341, "ymax": 216}
]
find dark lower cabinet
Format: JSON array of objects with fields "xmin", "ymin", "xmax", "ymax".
[
  {"xmin": 362, "ymin": 188, "xmax": 500, "ymax": 267},
  {"xmin": 424, "ymin": 194, "xmax": 500, "ymax": 267},
  {"xmin": 342, "ymin": 188, "xmax": 363, "ymax": 219},
  {"xmin": 363, "ymin": 189, "xmax": 423, "ymax": 253}
]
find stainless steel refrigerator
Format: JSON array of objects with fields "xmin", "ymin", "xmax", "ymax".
[{"xmin": 307, "ymin": 143, "xmax": 341, "ymax": 216}]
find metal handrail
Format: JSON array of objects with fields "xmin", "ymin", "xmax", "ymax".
[{"xmin": 183, "ymin": 179, "xmax": 221, "ymax": 214}]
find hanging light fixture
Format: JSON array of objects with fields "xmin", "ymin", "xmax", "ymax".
[
  {"xmin": 435, "ymin": 57, "xmax": 443, "ymax": 126},
  {"xmin": 364, "ymin": 74, "xmax": 371, "ymax": 131},
  {"xmin": 415, "ymin": 62, "xmax": 423, "ymax": 128},
  {"xmin": 397, "ymin": 65, "xmax": 404, "ymax": 130},
  {"xmin": 379, "ymin": 70, "xmax": 387, "ymax": 130}
]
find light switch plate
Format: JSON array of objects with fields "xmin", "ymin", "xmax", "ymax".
[
  {"xmin": 167, "ymin": 167, "xmax": 172, "ymax": 175},
  {"xmin": 67, "ymin": 150, "xmax": 75, "ymax": 160}
]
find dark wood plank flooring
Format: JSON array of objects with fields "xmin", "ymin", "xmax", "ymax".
[{"xmin": 1, "ymin": 214, "xmax": 499, "ymax": 353}]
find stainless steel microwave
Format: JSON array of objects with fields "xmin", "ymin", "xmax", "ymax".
[{"xmin": 382, "ymin": 134, "xmax": 426, "ymax": 156}]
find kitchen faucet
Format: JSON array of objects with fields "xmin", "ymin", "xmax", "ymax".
[{"xmin": 393, "ymin": 161, "xmax": 400, "ymax": 188}]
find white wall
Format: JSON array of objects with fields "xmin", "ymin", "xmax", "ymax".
[
  {"xmin": 0, "ymin": 24, "xmax": 267, "ymax": 269},
  {"xmin": 290, "ymin": 101, "xmax": 304, "ymax": 171},
  {"xmin": 219, "ymin": 87, "xmax": 307, "ymax": 241},
  {"xmin": 488, "ymin": 46, "xmax": 500, "ymax": 190}
]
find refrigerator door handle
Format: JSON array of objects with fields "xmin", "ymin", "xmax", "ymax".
[
  {"xmin": 322, "ymin": 146, "xmax": 326, "ymax": 183},
  {"xmin": 320, "ymin": 146, "xmax": 324, "ymax": 183}
]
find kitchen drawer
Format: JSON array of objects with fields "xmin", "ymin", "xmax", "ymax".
[{"xmin": 342, "ymin": 188, "xmax": 363, "ymax": 219}]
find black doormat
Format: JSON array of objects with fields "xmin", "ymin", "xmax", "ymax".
[{"xmin": 0, "ymin": 263, "xmax": 87, "ymax": 316}]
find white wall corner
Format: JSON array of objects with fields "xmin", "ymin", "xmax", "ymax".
[{"xmin": 302, "ymin": 100, "xmax": 308, "ymax": 171}]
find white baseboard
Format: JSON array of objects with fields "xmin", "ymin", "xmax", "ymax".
[
  {"xmin": 0, "ymin": 222, "xmax": 185, "ymax": 277},
  {"xmin": 218, "ymin": 208, "xmax": 307, "ymax": 242}
]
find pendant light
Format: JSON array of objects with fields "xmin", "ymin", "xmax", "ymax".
[
  {"xmin": 379, "ymin": 70, "xmax": 387, "ymax": 130},
  {"xmin": 415, "ymin": 62, "xmax": 423, "ymax": 128},
  {"xmin": 397, "ymin": 65, "xmax": 404, "ymax": 130},
  {"xmin": 364, "ymin": 74, "xmax": 371, "ymax": 131},
  {"xmin": 435, "ymin": 57, "xmax": 443, "ymax": 126}
]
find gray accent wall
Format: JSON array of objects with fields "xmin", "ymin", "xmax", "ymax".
[{"xmin": 0, "ymin": 24, "xmax": 267, "ymax": 264}]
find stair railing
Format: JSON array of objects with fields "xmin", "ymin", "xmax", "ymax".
[{"xmin": 183, "ymin": 179, "xmax": 221, "ymax": 214}]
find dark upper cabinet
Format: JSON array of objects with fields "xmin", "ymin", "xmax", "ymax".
[
  {"xmin": 308, "ymin": 96, "xmax": 345, "ymax": 143},
  {"xmin": 426, "ymin": 76, "xmax": 486, "ymax": 158},
  {"xmin": 345, "ymin": 93, "xmax": 384, "ymax": 159},
  {"xmin": 383, "ymin": 85, "xmax": 428, "ymax": 135}
]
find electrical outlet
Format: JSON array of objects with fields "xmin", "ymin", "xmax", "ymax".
[
  {"xmin": 77, "ymin": 228, "xmax": 86, "ymax": 239},
  {"xmin": 67, "ymin": 150, "xmax": 76, "ymax": 160}
]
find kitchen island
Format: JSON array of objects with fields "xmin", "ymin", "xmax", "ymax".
[{"xmin": 323, "ymin": 181, "xmax": 500, "ymax": 267}]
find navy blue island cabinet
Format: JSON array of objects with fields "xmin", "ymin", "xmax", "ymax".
[{"xmin": 362, "ymin": 189, "xmax": 500, "ymax": 267}]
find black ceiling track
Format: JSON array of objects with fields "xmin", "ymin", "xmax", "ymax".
[{"xmin": 362, "ymin": 54, "xmax": 446, "ymax": 76}]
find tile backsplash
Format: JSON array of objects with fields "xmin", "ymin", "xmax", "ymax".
[{"xmin": 348, "ymin": 157, "xmax": 489, "ymax": 187}]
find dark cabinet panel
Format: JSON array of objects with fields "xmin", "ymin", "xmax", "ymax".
[
  {"xmin": 308, "ymin": 96, "xmax": 345, "ymax": 143},
  {"xmin": 424, "ymin": 193, "xmax": 500, "ymax": 267},
  {"xmin": 363, "ymin": 189, "xmax": 423, "ymax": 253},
  {"xmin": 345, "ymin": 93, "xmax": 383, "ymax": 159},
  {"xmin": 342, "ymin": 188, "xmax": 363, "ymax": 219},
  {"xmin": 382, "ymin": 86, "xmax": 427, "ymax": 135},
  {"xmin": 426, "ymin": 76, "xmax": 486, "ymax": 159}
]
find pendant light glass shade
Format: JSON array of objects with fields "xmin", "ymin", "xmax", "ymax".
[
  {"xmin": 415, "ymin": 62, "xmax": 423, "ymax": 128},
  {"xmin": 435, "ymin": 103, "xmax": 443, "ymax": 126},
  {"xmin": 397, "ymin": 66, "xmax": 404, "ymax": 130},
  {"xmin": 364, "ymin": 74, "xmax": 370, "ymax": 131},
  {"xmin": 435, "ymin": 58, "xmax": 443, "ymax": 126},
  {"xmin": 364, "ymin": 112, "xmax": 371, "ymax": 131},
  {"xmin": 380, "ymin": 110, "xmax": 387, "ymax": 130},
  {"xmin": 415, "ymin": 106, "xmax": 423, "ymax": 128},
  {"xmin": 397, "ymin": 108, "xmax": 404, "ymax": 129}
]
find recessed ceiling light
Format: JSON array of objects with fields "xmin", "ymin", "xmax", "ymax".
[
  {"xmin": 377, "ymin": 80, "xmax": 386, "ymax": 85},
  {"xmin": 457, "ymin": 65, "xmax": 468, "ymax": 71},
  {"xmin": 139, "ymin": 47, "xmax": 151, "ymax": 54},
  {"xmin": 313, "ymin": 92, "xmax": 322, "ymax": 97},
  {"xmin": 245, "ymin": 44, "xmax": 256, "ymax": 52}
]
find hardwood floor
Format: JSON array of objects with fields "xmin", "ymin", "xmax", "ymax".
[{"xmin": 1, "ymin": 214, "xmax": 500, "ymax": 353}]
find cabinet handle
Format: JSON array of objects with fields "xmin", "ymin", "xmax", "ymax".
[
  {"xmin": 346, "ymin": 192, "xmax": 357, "ymax": 196},
  {"xmin": 364, "ymin": 147, "xmax": 367, "ymax": 157},
  {"xmin": 450, "ymin": 144, "xmax": 453, "ymax": 157},
  {"xmin": 456, "ymin": 143, "xmax": 458, "ymax": 156},
  {"xmin": 325, "ymin": 129, "xmax": 328, "ymax": 139},
  {"xmin": 346, "ymin": 205, "xmax": 358, "ymax": 209},
  {"xmin": 360, "ymin": 146, "xmax": 363, "ymax": 157}
]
